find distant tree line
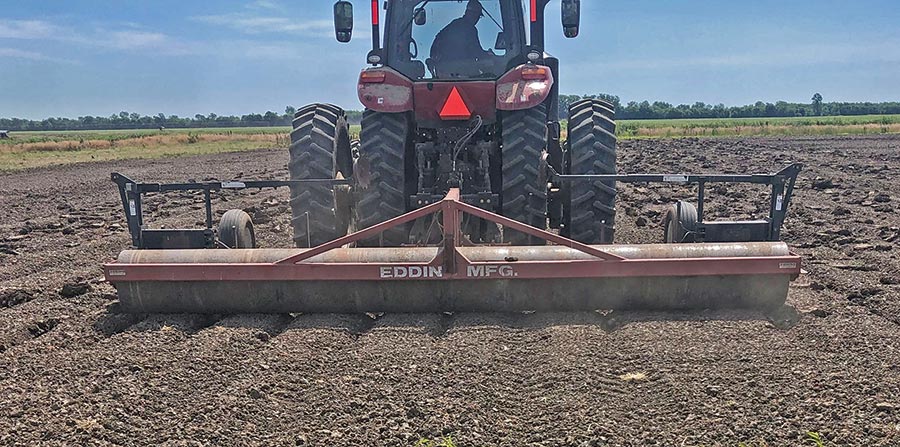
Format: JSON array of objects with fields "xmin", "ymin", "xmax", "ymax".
[
  {"xmin": 0, "ymin": 108, "xmax": 298, "ymax": 132},
  {"xmin": 558, "ymin": 93, "xmax": 900, "ymax": 121},
  {"xmin": 0, "ymin": 106, "xmax": 366, "ymax": 131},
  {"xmin": 2, "ymin": 94, "xmax": 899, "ymax": 131}
]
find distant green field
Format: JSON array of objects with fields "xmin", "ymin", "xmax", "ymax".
[
  {"xmin": 623, "ymin": 114, "xmax": 900, "ymax": 127},
  {"xmin": 1, "ymin": 116, "xmax": 898, "ymax": 171},
  {"xmin": 615, "ymin": 114, "xmax": 900, "ymax": 138}
]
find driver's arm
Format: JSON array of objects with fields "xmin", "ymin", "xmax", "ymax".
[{"xmin": 465, "ymin": 26, "xmax": 493, "ymax": 59}]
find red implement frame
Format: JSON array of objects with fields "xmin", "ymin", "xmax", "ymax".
[{"xmin": 104, "ymin": 189, "xmax": 801, "ymax": 283}]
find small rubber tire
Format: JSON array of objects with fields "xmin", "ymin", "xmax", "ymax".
[
  {"xmin": 663, "ymin": 200, "xmax": 698, "ymax": 243},
  {"xmin": 218, "ymin": 209, "xmax": 256, "ymax": 248}
]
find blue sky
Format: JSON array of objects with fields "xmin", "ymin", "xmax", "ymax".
[{"xmin": 1, "ymin": 0, "xmax": 898, "ymax": 119}]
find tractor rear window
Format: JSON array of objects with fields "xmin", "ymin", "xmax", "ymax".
[{"xmin": 386, "ymin": 0, "xmax": 523, "ymax": 80}]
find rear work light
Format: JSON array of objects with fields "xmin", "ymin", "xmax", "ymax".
[
  {"xmin": 359, "ymin": 71, "xmax": 386, "ymax": 83},
  {"xmin": 521, "ymin": 67, "xmax": 549, "ymax": 80}
]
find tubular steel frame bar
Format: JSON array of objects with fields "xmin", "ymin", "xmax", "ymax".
[
  {"xmin": 111, "ymin": 172, "xmax": 350, "ymax": 248},
  {"xmin": 550, "ymin": 163, "xmax": 802, "ymax": 242},
  {"xmin": 104, "ymin": 187, "xmax": 801, "ymax": 284}
]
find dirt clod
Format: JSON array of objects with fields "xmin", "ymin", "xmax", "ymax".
[
  {"xmin": 59, "ymin": 281, "xmax": 91, "ymax": 298},
  {"xmin": 254, "ymin": 331, "xmax": 270, "ymax": 342},
  {"xmin": 832, "ymin": 207, "xmax": 851, "ymax": 216},
  {"xmin": 27, "ymin": 318, "xmax": 59, "ymax": 337},
  {"xmin": 0, "ymin": 289, "xmax": 34, "ymax": 308},
  {"xmin": 812, "ymin": 177, "xmax": 835, "ymax": 189}
]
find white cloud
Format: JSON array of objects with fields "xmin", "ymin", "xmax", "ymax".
[
  {"xmin": 101, "ymin": 30, "xmax": 170, "ymax": 50},
  {"xmin": 193, "ymin": 13, "xmax": 332, "ymax": 35},
  {"xmin": 594, "ymin": 42, "xmax": 900, "ymax": 71},
  {"xmin": 0, "ymin": 18, "xmax": 191, "ymax": 55},
  {"xmin": 0, "ymin": 47, "xmax": 50, "ymax": 60},
  {"xmin": 0, "ymin": 19, "xmax": 60, "ymax": 39},
  {"xmin": 246, "ymin": 0, "xmax": 281, "ymax": 11},
  {"xmin": 0, "ymin": 47, "xmax": 75, "ymax": 64}
]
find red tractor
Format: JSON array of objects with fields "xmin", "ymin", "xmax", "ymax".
[{"xmin": 289, "ymin": 0, "xmax": 615, "ymax": 247}]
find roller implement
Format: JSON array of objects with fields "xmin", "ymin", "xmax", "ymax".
[{"xmin": 103, "ymin": 0, "xmax": 803, "ymax": 314}]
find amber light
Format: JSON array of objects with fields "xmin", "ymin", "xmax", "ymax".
[
  {"xmin": 360, "ymin": 71, "xmax": 386, "ymax": 83},
  {"xmin": 521, "ymin": 67, "xmax": 548, "ymax": 80}
]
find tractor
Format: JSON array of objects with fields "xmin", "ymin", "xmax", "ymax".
[{"xmin": 289, "ymin": 0, "xmax": 615, "ymax": 247}]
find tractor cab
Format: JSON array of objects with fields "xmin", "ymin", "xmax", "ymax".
[
  {"xmin": 334, "ymin": 0, "xmax": 580, "ymax": 126},
  {"xmin": 333, "ymin": 0, "xmax": 581, "ymax": 78},
  {"xmin": 383, "ymin": 0, "xmax": 528, "ymax": 81}
]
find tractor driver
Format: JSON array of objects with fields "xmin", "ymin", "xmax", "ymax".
[{"xmin": 430, "ymin": 0, "xmax": 495, "ymax": 76}]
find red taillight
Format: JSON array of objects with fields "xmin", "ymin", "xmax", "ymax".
[
  {"xmin": 360, "ymin": 71, "xmax": 386, "ymax": 83},
  {"xmin": 521, "ymin": 67, "xmax": 549, "ymax": 80},
  {"xmin": 496, "ymin": 64, "xmax": 555, "ymax": 111}
]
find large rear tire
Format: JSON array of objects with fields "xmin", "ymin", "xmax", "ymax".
[
  {"xmin": 289, "ymin": 104, "xmax": 353, "ymax": 248},
  {"xmin": 355, "ymin": 110, "xmax": 414, "ymax": 247},
  {"xmin": 564, "ymin": 99, "xmax": 617, "ymax": 244},
  {"xmin": 500, "ymin": 104, "xmax": 549, "ymax": 245}
]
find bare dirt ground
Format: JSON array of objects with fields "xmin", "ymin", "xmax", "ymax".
[{"xmin": 1, "ymin": 135, "xmax": 899, "ymax": 446}]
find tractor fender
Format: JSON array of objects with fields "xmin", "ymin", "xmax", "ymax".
[{"xmin": 357, "ymin": 67, "xmax": 414, "ymax": 113}]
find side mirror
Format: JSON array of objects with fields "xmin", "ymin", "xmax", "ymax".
[
  {"xmin": 561, "ymin": 0, "xmax": 580, "ymax": 38},
  {"xmin": 334, "ymin": 1, "xmax": 354, "ymax": 43},
  {"xmin": 494, "ymin": 32, "xmax": 507, "ymax": 50},
  {"xmin": 414, "ymin": 7, "xmax": 427, "ymax": 26}
]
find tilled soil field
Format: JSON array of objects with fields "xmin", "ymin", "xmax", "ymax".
[{"xmin": 1, "ymin": 135, "xmax": 899, "ymax": 446}]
